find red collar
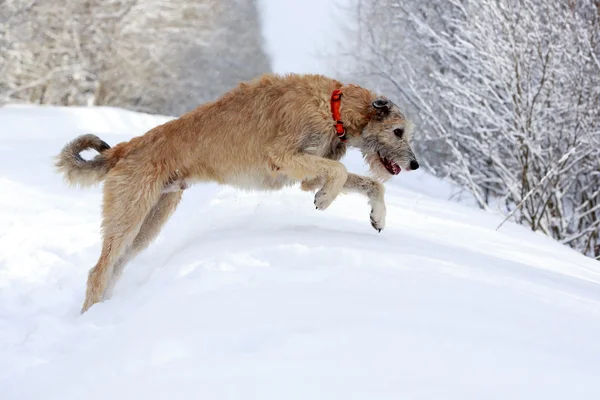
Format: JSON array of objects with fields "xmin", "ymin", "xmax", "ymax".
[{"xmin": 330, "ymin": 89, "xmax": 347, "ymax": 142}]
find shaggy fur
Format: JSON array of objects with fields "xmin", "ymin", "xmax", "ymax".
[{"xmin": 55, "ymin": 73, "xmax": 419, "ymax": 313}]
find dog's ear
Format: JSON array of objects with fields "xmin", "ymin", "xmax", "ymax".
[
  {"xmin": 372, "ymin": 97, "xmax": 390, "ymax": 118},
  {"xmin": 372, "ymin": 98, "xmax": 389, "ymax": 109}
]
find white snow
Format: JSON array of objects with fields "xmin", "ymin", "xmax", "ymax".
[{"xmin": 1, "ymin": 104, "xmax": 600, "ymax": 400}]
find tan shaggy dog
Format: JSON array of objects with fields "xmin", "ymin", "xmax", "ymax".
[{"xmin": 55, "ymin": 73, "xmax": 420, "ymax": 313}]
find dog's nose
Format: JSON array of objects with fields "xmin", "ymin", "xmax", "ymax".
[{"xmin": 410, "ymin": 160, "xmax": 419, "ymax": 170}]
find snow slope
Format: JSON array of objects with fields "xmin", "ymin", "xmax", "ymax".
[{"xmin": 1, "ymin": 105, "xmax": 600, "ymax": 400}]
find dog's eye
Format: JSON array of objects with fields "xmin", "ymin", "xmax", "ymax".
[{"xmin": 394, "ymin": 128, "xmax": 404, "ymax": 138}]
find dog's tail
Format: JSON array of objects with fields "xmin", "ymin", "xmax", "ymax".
[{"xmin": 55, "ymin": 134, "xmax": 119, "ymax": 187}]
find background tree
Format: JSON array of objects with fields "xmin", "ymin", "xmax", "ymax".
[
  {"xmin": 0, "ymin": 0, "xmax": 271, "ymax": 115},
  {"xmin": 342, "ymin": 0, "xmax": 600, "ymax": 259}
]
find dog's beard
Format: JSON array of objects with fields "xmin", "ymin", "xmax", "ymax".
[{"xmin": 364, "ymin": 152, "xmax": 392, "ymax": 182}]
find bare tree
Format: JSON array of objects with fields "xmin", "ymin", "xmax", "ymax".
[
  {"xmin": 343, "ymin": 0, "xmax": 600, "ymax": 259},
  {"xmin": 1, "ymin": 0, "xmax": 138, "ymax": 106},
  {"xmin": 1, "ymin": 0, "xmax": 271, "ymax": 115}
]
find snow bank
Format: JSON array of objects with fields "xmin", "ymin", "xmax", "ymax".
[{"xmin": 1, "ymin": 105, "xmax": 599, "ymax": 400}]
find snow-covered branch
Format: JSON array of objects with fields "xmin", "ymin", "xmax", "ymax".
[
  {"xmin": 0, "ymin": 0, "xmax": 270, "ymax": 115},
  {"xmin": 343, "ymin": 0, "xmax": 600, "ymax": 260}
]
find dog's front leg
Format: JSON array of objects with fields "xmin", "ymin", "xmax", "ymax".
[
  {"xmin": 274, "ymin": 154, "xmax": 347, "ymax": 210},
  {"xmin": 300, "ymin": 176, "xmax": 324, "ymax": 192},
  {"xmin": 342, "ymin": 173, "xmax": 386, "ymax": 232}
]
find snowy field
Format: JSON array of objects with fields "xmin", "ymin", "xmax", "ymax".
[{"xmin": 1, "ymin": 105, "xmax": 600, "ymax": 399}]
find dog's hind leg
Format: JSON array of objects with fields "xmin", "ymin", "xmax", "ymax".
[
  {"xmin": 162, "ymin": 178, "xmax": 188, "ymax": 193},
  {"xmin": 81, "ymin": 171, "xmax": 164, "ymax": 313},
  {"xmin": 342, "ymin": 173, "xmax": 386, "ymax": 232},
  {"xmin": 104, "ymin": 190, "xmax": 184, "ymax": 298}
]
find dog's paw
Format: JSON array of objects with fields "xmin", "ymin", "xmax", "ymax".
[
  {"xmin": 369, "ymin": 202, "xmax": 386, "ymax": 233},
  {"xmin": 314, "ymin": 189, "xmax": 337, "ymax": 210}
]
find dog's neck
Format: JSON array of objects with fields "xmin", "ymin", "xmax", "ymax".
[{"xmin": 334, "ymin": 84, "xmax": 376, "ymax": 139}]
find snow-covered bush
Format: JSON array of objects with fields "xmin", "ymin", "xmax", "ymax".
[
  {"xmin": 0, "ymin": 0, "xmax": 271, "ymax": 115},
  {"xmin": 343, "ymin": 0, "xmax": 600, "ymax": 260}
]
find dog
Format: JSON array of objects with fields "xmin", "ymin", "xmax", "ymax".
[{"xmin": 55, "ymin": 73, "xmax": 420, "ymax": 313}]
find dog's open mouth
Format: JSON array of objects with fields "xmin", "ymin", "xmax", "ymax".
[{"xmin": 379, "ymin": 152, "xmax": 401, "ymax": 175}]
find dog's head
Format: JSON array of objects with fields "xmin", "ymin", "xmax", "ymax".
[{"xmin": 349, "ymin": 95, "xmax": 419, "ymax": 181}]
